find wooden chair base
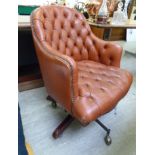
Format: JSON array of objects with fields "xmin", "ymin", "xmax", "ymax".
[
  {"xmin": 47, "ymin": 96, "xmax": 74, "ymax": 138},
  {"xmin": 52, "ymin": 114, "xmax": 74, "ymax": 139}
]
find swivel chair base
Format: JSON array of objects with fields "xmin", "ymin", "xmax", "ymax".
[
  {"xmin": 52, "ymin": 114, "xmax": 74, "ymax": 139},
  {"xmin": 47, "ymin": 96, "xmax": 112, "ymax": 145}
]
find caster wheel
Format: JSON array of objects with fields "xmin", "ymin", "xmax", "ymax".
[
  {"xmin": 52, "ymin": 102, "xmax": 57, "ymax": 108},
  {"xmin": 104, "ymin": 135, "xmax": 112, "ymax": 145}
]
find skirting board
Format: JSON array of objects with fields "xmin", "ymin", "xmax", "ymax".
[{"xmin": 18, "ymin": 79, "xmax": 44, "ymax": 92}]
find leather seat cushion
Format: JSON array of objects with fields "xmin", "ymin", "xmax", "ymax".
[{"xmin": 73, "ymin": 60, "xmax": 133, "ymax": 124}]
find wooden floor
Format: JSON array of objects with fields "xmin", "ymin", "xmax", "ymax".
[
  {"xmin": 26, "ymin": 143, "xmax": 34, "ymax": 155},
  {"xmin": 18, "ymin": 79, "xmax": 44, "ymax": 92}
]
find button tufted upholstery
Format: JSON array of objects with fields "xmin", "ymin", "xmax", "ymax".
[
  {"xmin": 73, "ymin": 60, "xmax": 132, "ymax": 123},
  {"xmin": 31, "ymin": 5, "xmax": 133, "ymax": 124}
]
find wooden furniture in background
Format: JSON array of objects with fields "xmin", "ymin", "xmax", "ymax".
[
  {"xmin": 89, "ymin": 18, "xmax": 136, "ymax": 40},
  {"xmin": 90, "ymin": 26, "xmax": 105, "ymax": 39}
]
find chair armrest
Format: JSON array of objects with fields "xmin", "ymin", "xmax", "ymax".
[
  {"xmin": 33, "ymin": 37, "xmax": 79, "ymax": 113},
  {"xmin": 92, "ymin": 34, "xmax": 123, "ymax": 67}
]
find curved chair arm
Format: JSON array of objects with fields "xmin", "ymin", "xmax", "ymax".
[
  {"xmin": 92, "ymin": 33, "xmax": 123, "ymax": 67},
  {"xmin": 32, "ymin": 35, "xmax": 79, "ymax": 113}
]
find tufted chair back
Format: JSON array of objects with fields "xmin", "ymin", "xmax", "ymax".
[
  {"xmin": 31, "ymin": 5, "xmax": 121, "ymax": 66},
  {"xmin": 31, "ymin": 5, "xmax": 96, "ymax": 62}
]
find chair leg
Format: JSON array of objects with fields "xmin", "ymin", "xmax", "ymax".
[
  {"xmin": 46, "ymin": 96, "xmax": 57, "ymax": 108},
  {"xmin": 95, "ymin": 119, "xmax": 112, "ymax": 145},
  {"xmin": 52, "ymin": 114, "xmax": 74, "ymax": 139}
]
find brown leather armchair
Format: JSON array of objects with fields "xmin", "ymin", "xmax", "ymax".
[{"xmin": 31, "ymin": 5, "xmax": 132, "ymax": 145}]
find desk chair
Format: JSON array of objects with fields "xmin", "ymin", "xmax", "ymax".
[{"xmin": 31, "ymin": 5, "xmax": 132, "ymax": 145}]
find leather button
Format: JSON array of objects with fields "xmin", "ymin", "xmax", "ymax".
[
  {"xmin": 75, "ymin": 13, "xmax": 79, "ymax": 18},
  {"xmin": 43, "ymin": 12, "xmax": 46, "ymax": 18},
  {"xmin": 82, "ymin": 21, "xmax": 85, "ymax": 26},
  {"xmin": 61, "ymin": 23, "xmax": 64, "ymax": 29},
  {"xmin": 59, "ymin": 34, "xmax": 61, "ymax": 39},
  {"xmin": 85, "ymin": 84, "xmax": 89, "ymax": 87},
  {"xmin": 100, "ymin": 88, "xmax": 105, "ymax": 92},
  {"xmin": 63, "ymin": 11, "xmax": 68, "ymax": 18},
  {"xmin": 77, "ymin": 32, "xmax": 80, "ymax": 36},
  {"xmin": 71, "ymin": 22, "xmax": 74, "ymax": 28},
  {"xmin": 54, "ymin": 12, "xmax": 57, "ymax": 18},
  {"xmin": 104, "ymin": 44, "xmax": 108, "ymax": 49},
  {"xmin": 95, "ymin": 79, "xmax": 100, "ymax": 81},
  {"xmin": 87, "ymin": 31, "xmax": 90, "ymax": 36}
]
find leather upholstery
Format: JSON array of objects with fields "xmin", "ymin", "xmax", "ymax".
[
  {"xmin": 31, "ymin": 5, "xmax": 133, "ymax": 124},
  {"xmin": 73, "ymin": 60, "xmax": 132, "ymax": 123}
]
